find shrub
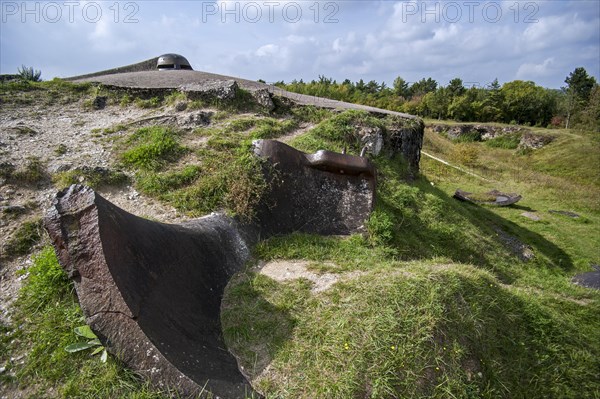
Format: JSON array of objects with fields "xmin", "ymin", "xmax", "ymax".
[
  {"xmin": 17, "ymin": 65, "xmax": 42, "ymax": 82},
  {"xmin": 451, "ymin": 143, "xmax": 479, "ymax": 166},
  {"xmin": 485, "ymin": 133, "xmax": 522, "ymax": 149}
]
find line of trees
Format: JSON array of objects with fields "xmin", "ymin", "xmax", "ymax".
[{"xmin": 274, "ymin": 67, "xmax": 598, "ymax": 131}]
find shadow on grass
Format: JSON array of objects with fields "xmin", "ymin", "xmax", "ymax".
[
  {"xmin": 376, "ymin": 172, "xmax": 573, "ymax": 282},
  {"xmin": 511, "ymin": 204, "xmax": 536, "ymax": 212},
  {"xmin": 222, "ymin": 254, "xmax": 597, "ymax": 398},
  {"xmin": 436, "ymin": 271, "xmax": 599, "ymax": 399},
  {"xmin": 221, "ymin": 272, "xmax": 297, "ymax": 380}
]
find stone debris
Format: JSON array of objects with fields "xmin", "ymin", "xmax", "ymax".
[
  {"xmin": 518, "ymin": 132, "xmax": 554, "ymax": 150},
  {"xmin": 572, "ymin": 265, "xmax": 600, "ymax": 290},
  {"xmin": 252, "ymin": 88, "xmax": 275, "ymax": 111},
  {"xmin": 356, "ymin": 125, "xmax": 384, "ymax": 156},
  {"xmin": 431, "ymin": 123, "xmax": 527, "ymax": 141},
  {"xmin": 521, "ymin": 212, "xmax": 542, "ymax": 221},
  {"xmin": 549, "ymin": 210, "xmax": 580, "ymax": 218},
  {"xmin": 179, "ymin": 79, "xmax": 239, "ymax": 101}
]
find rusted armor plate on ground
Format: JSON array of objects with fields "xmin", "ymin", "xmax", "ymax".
[
  {"xmin": 454, "ymin": 189, "xmax": 521, "ymax": 206},
  {"xmin": 44, "ymin": 185, "xmax": 255, "ymax": 398}
]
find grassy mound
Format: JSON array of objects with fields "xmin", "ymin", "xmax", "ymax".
[{"xmin": 1, "ymin": 81, "xmax": 598, "ymax": 399}]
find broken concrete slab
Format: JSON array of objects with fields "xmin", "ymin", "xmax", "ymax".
[
  {"xmin": 179, "ymin": 79, "xmax": 239, "ymax": 101},
  {"xmin": 253, "ymin": 140, "xmax": 376, "ymax": 236},
  {"xmin": 549, "ymin": 210, "xmax": 580, "ymax": 218},
  {"xmin": 454, "ymin": 189, "xmax": 521, "ymax": 206}
]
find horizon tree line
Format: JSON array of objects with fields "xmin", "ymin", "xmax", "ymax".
[{"xmin": 273, "ymin": 67, "xmax": 598, "ymax": 131}]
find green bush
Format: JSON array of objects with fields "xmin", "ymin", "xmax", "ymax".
[
  {"xmin": 451, "ymin": 143, "xmax": 479, "ymax": 166},
  {"xmin": 17, "ymin": 65, "xmax": 42, "ymax": 82},
  {"xmin": 485, "ymin": 133, "xmax": 522, "ymax": 149}
]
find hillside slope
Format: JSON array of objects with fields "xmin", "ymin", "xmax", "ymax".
[{"xmin": 1, "ymin": 80, "xmax": 598, "ymax": 399}]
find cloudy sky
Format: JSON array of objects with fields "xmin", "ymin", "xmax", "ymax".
[{"xmin": 1, "ymin": 1, "xmax": 598, "ymax": 88}]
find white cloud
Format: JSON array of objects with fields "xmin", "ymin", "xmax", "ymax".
[
  {"xmin": 517, "ymin": 57, "xmax": 557, "ymax": 79},
  {"xmin": 520, "ymin": 14, "xmax": 599, "ymax": 51},
  {"xmin": 255, "ymin": 44, "xmax": 280, "ymax": 57}
]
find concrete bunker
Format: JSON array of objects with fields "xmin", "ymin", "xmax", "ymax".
[{"xmin": 157, "ymin": 53, "xmax": 194, "ymax": 70}]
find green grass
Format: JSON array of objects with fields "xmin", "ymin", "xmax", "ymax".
[
  {"xmin": 161, "ymin": 147, "xmax": 268, "ymax": 220},
  {"xmin": 135, "ymin": 165, "xmax": 201, "ymax": 196},
  {"xmin": 484, "ymin": 132, "xmax": 522, "ymax": 149},
  {"xmin": 290, "ymin": 105, "xmax": 335, "ymax": 123},
  {"xmin": 134, "ymin": 97, "xmax": 162, "ymax": 109},
  {"xmin": 290, "ymin": 110, "xmax": 386, "ymax": 153},
  {"xmin": 0, "ymin": 247, "xmax": 194, "ymax": 398},
  {"xmin": 164, "ymin": 91, "xmax": 188, "ymax": 105},
  {"xmin": 120, "ymin": 126, "xmax": 187, "ymax": 171},
  {"xmin": 125, "ymin": 116, "xmax": 302, "ymax": 219},
  {"xmin": 0, "ymin": 79, "xmax": 94, "ymax": 105},
  {"xmin": 3, "ymin": 80, "xmax": 599, "ymax": 399},
  {"xmin": 221, "ymin": 119, "xmax": 600, "ymax": 398},
  {"xmin": 52, "ymin": 166, "xmax": 129, "ymax": 189},
  {"xmin": 3, "ymin": 218, "xmax": 43, "ymax": 258},
  {"xmin": 289, "ymin": 110, "xmax": 422, "ymax": 159},
  {"xmin": 223, "ymin": 264, "xmax": 599, "ymax": 398}
]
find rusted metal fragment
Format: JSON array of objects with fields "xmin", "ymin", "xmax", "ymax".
[
  {"xmin": 44, "ymin": 185, "xmax": 256, "ymax": 398},
  {"xmin": 304, "ymin": 149, "xmax": 376, "ymax": 177},
  {"xmin": 253, "ymin": 140, "xmax": 376, "ymax": 236},
  {"xmin": 454, "ymin": 189, "xmax": 521, "ymax": 206}
]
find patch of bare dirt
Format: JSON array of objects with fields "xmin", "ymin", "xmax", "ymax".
[
  {"xmin": 278, "ymin": 122, "xmax": 315, "ymax": 143},
  {"xmin": 257, "ymin": 260, "xmax": 364, "ymax": 293}
]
